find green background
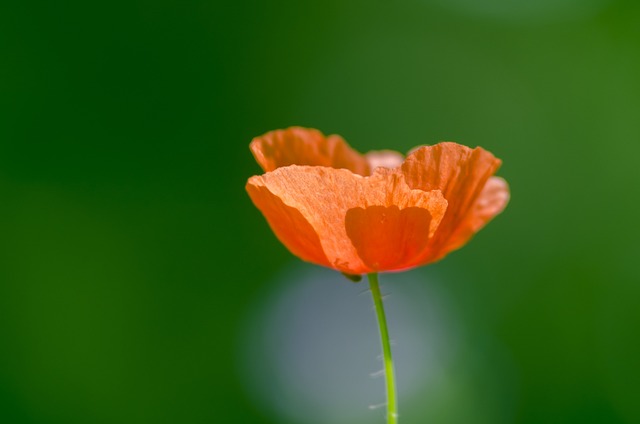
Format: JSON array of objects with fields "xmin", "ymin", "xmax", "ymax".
[{"xmin": 2, "ymin": 0, "xmax": 640, "ymax": 423}]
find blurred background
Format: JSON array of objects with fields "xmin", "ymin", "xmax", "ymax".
[{"xmin": 1, "ymin": 0, "xmax": 639, "ymax": 423}]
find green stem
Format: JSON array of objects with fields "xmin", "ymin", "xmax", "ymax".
[{"xmin": 368, "ymin": 272, "xmax": 398, "ymax": 423}]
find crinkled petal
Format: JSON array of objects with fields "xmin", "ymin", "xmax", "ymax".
[
  {"xmin": 443, "ymin": 176, "xmax": 510, "ymax": 253},
  {"xmin": 246, "ymin": 166, "xmax": 447, "ymax": 274},
  {"xmin": 401, "ymin": 142, "xmax": 503, "ymax": 261},
  {"xmin": 345, "ymin": 205, "xmax": 437, "ymax": 272},
  {"xmin": 245, "ymin": 182, "xmax": 331, "ymax": 268},
  {"xmin": 250, "ymin": 127, "xmax": 371, "ymax": 175}
]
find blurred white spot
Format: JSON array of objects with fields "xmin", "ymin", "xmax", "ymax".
[{"xmin": 238, "ymin": 266, "xmax": 459, "ymax": 424}]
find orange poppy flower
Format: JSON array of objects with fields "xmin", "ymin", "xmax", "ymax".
[{"xmin": 246, "ymin": 127, "xmax": 509, "ymax": 275}]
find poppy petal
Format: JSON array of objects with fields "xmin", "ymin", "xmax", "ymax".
[
  {"xmin": 443, "ymin": 176, "xmax": 510, "ymax": 253},
  {"xmin": 245, "ymin": 181, "xmax": 331, "ymax": 268},
  {"xmin": 401, "ymin": 142, "xmax": 503, "ymax": 260},
  {"xmin": 250, "ymin": 127, "xmax": 370, "ymax": 175},
  {"xmin": 246, "ymin": 166, "xmax": 447, "ymax": 274},
  {"xmin": 345, "ymin": 205, "xmax": 439, "ymax": 272}
]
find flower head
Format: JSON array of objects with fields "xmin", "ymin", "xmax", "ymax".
[{"xmin": 246, "ymin": 127, "xmax": 509, "ymax": 275}]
